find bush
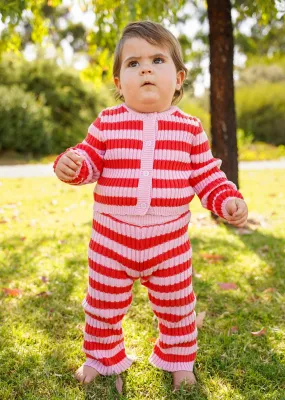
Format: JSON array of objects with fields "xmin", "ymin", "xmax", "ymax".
[
  {"xmin": 0, "ymin": 54, "xmax": 113, "ymax": 155},
  {"xmin": 0, "ymin": 85, "xmax": 53, "ymax": 155},
  {"xmin": 236, "ymin": 82, "xmax": 285, "ymax": 145}
]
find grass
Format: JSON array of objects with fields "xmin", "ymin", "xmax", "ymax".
[{"xmin": 0, "ymin": 170, "xmax": 284, "ymax": 399}]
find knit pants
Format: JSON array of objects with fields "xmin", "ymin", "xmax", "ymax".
[{"xmin": 81, "ymin": 210, "xmax": 198, "ymax": 375}]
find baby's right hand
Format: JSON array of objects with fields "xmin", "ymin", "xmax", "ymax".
[{"xmin": 54, "ymin": 150, "xmax": 85, "ymax": 181}]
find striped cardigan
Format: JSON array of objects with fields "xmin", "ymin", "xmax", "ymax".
[{"xmin": 53, "ymin": 103, "xmax": 243, "ymax": 219}]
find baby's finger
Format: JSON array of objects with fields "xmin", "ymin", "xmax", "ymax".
[
  {"xmin": 66, "ymin": 151, "xmax": 84, "ymax": 165},
  {"xmin": 63, "ymin": 156, "xmax": 81, "ymax": 172},
  {"xmin": 59, "ymin": 164, "xmax": 77, "ymax": 178}
]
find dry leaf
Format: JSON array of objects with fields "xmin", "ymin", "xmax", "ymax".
[
  {"xmin": 2, "ymin": 287, "xmax": 22, "ymax": 297},
  {"xmin": 263, "ymin": 287, "xmax": 275, "ymax": 293},
  {"xmin": 115, "ymin": 375, "xmax": 123, "ymax": 394},
  {"xmin": 251, "ymin": 327, "xmax": 267, "ymax": 336},
  {"xmin": 41, "ymin": 276, "xmax": 49, "ymax": 283},
  {"xmin": 227, "ymin": 326, "xmax": 239, "ymax": 336},
  {"xmin": 149, "ymin": 337, "xmax": 156, "ymax": 343},
  {"xmin": 218, "ymin": 282, "xmax": 238, "ymax": 290},
  {"xmin": 201, "ymin": 253, "xmax": 225, "ymax": 262},
  {"xmin": 196, "ymin": 311, "xmax": 206, "ymax": 328}
]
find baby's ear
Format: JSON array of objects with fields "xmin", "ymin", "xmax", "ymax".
[{"xmin": 114, "ymin": 76, "xmax": 121, "ymax": 90}]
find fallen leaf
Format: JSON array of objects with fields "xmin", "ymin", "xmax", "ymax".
[
  {"xmin": 218, "ymin": 282, "xmax": 238, "ymax": 290},
  {"xmin": 149, "ymin": 337, "xmax": 156, "ymax": 343},
  {"xmin": 251, "ymin": 327, "xmax": 267, "ymax": 336},
  {"xmin": 196, "ymin": 311, "xmax": 206, "ymax": 328},
  {"xmin": 115, "ymin": 375, "xmax": 123, "ymax": 394},
  {"xmin": 263, "ymin": 287, "xmax": 275, "ymax": 293},
  {"xmin": 41, "ymin": 276, "xmax": 49, "ymax": 283},
  {"xmin": 201, "ymin": 253, "xmax": 225, "ymax": 262},
  {"xmin": 2, "ymin": 287, "xmax": 22, "ymax": 297},
  {"xmin": 227, "ymin": 326, "xmax": 239, "ymax": 336}
]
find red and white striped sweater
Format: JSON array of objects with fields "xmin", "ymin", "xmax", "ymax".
[{"xmin": 53, "ymin": 103, "xmax": 243, "ymax": 220}]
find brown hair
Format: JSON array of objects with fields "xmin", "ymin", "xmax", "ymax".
[{"xmin": 113, "ymin": 20, "xmax": 188, "ymax": 104}]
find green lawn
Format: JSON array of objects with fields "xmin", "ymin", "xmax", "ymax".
[{"xmin": 0, "ymin": 170, "xmax": 284, "ymax": 400}]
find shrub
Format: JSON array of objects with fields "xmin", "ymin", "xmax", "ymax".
[
  {"xmin": 0, "ymin": 85, "xmax": 53, "ymax": 155},
  {"xmin": 236, "ymin": 82, "xmax": 285, "ymax": 145}
]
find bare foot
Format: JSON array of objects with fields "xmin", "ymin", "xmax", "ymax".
[
  {"xmin": 172, "ymin": 370, "xmax": 197, "ymax": 390},
  {"xmin": 74, "ymin": 364, "xmax": 100, "ymax": 384}
]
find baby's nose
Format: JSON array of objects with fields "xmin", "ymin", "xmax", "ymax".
[{"xmin": 141, "ymin": 65, "xmax": 153, "ymax": 74}]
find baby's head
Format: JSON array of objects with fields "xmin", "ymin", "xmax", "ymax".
[{"xmin": 113, "ymin": 21, "xmax": 188, "ymax": 113}]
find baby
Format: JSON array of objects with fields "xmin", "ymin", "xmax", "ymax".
[{"xmin": 54, "ymin": 20, "xmax": 248, "ymax": 390}]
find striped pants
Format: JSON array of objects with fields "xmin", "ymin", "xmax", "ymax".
[{"xmin": 81, "ymin": 210, "xmax": 198, "ymax": 375}]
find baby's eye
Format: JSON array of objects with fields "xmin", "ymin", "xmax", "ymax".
[
  {"xmin": 128, "ymin": 60, "xmax": 139, "ymax": 67},
  {"xmin": 153, "ymin": 57, "xmax": 164, "ymax": 64}
]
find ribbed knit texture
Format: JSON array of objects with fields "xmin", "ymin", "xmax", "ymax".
[
  {"xmin": 81, "ymin": 210, "xmax": 198, "ymax": 375},
  {"xmin": 53, "ymin": 103, "xmax": 244, "ymax": 220}
]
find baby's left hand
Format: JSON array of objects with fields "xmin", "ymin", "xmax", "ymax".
[{"xmin": 224, "ymin": 198, "xmax": 248, "ymax": 227}]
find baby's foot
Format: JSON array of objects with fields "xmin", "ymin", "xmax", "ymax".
[
  {"xmin": 74, "ymin": 364, "xmax": 100, "ymax": 384},
  {"xmin": 172, "ymin": 370, "xmax": 197, "ymax": 390}
]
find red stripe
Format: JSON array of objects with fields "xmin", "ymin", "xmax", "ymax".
[
  {"xmin": 88, "ymin": 276, "xmax": 133, "ymax": 295},
  {"xmin": 85, "ymin": 310, "xmax": 125, "ymax": 325},
  {"xmin": 159, "ymin": 320, "xmax": 196, "ymax": 336},
  {"xmin": 158, "ymin": 120, "xmax": 200, "ymax": 134},
  {"xmin": 85, "ymin": 132, "xmax": 105, "ymax": 151},
  {"xmin": 154, "ymin": 346, "xmax": 196, "ymax": 363},
  {"xmin": 159, "ymin": 338, "xmax": 197, "ymax": 349},
  {"xmin": 86, "ymin": 348, "xmax": 127, "ymax": 366},
  {"xmin": 153, "ymin": 159, "xmax": 191, "ymax": 171},
  {"xmin": 143, "ymin": 275, "xmax": 192, "ymax": 293},
  {"xmin": 155, "ymin": 140, "xmax": 192, "ymax": 153},
  {"xmin": 151, "ymin": 195, "xmax": 195, "ymax": 207},
  {"xmin": 85, "ymin": 293, "xmax": 132, "ymax": 310},
  {"xmin": 154, "ymin": 309, "xmax": 195, "ymax": 323},
  {"xmin": 84, "ymin": 338, "xmax": 124, "ymax": 351},
  {"xmin": 190, "ymin": 165, "xmax": 220, "ymax": 187},
  {"xmin": 85, "ymin": 322, "xmax": 122, "ymax": 337},
  {"xmin": 150, "ymin": 259, "xmax": 191, "ymax": 278},
  {"xmin": 191, "ymin": 138, "xmax": 210, "ymax": 155},
  {"xmin": 196, "ymin": 177, "xmax": 227, "ymax": 199},
  {"xmin": 149, "ymin": 290, "xmax": 196, "ymax": 307},
  {"xmin": 88, "ymin": 258, "xmax": 130, "ymax": 280},
  {"xmin": 101, "ymin": 106, "xmax": 128, "ymax": 116},
  {"xmin": 104, "ymin": 158, "xmax": 141, "ymax": 169},
  {"xmin": 101, "ymin": 120, "xmax": 143, "ymax": 131}
]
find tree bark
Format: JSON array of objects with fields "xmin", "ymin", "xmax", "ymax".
[{"xmin": 206, "ymin": 0, "xmax": 239, "ymax": 190}]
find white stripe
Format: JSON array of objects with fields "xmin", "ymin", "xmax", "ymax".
[
  {"xmin": 88, "ymin": 268, "xmax": 133, "ymax": 288},
  {"xmin": 87, "ymin": 286, "xmax": 132, "ymax": 303},
  {"xmin": 147, "ymin": 284, "xmax": 193, "ymax": 301},
  {"xmin": 159, "ymin": 327, "xmax": 198, "ymax": 345},
  {"xmin": 84, "ymin": 332, "xmax": 123, "ymax": 344}
]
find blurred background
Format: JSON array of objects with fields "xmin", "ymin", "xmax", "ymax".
[{"xmin": 0, "ymin": 0, "xmax": 284, "ymax": 167}]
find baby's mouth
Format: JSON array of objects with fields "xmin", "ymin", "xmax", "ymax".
[{"xmin": 142, "ymin": 82, "xmax": 155, "ymax": 86}]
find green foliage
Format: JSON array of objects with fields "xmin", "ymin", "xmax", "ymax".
[
  {"xmin": 0, "ymin": 54, "xmax": 113, "ymax": 154},
  {"xmin": 236, "ymin": 82, "xmax": 285, "ymax": 145},
  {"xmin": 179, "ymin": 94, "xmax": 211, "ymax": 139},
  {"xmin": 0, "ymin": 85, "xmax": 52, "ymax": 155}
]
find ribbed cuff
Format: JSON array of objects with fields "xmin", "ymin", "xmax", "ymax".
[
  {"xmin": 53, "ymin": 149, "xmax": 89, "ymax": 185},
  {"xmin": 84, "ymin": 354, "xmax": 134, "ymax": 376}
]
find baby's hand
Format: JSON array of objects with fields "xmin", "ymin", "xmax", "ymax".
[
  {"xmin": 54, "ymin": 150, "xmax": 85, "ymax": 181},
  {"xmin": 224, "ymin": 198, "xmax": 248, "ymax": 228}
]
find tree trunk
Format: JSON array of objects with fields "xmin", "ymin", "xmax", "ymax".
[{"xmin": 206, "ymin": 0, "xmax": 239, "ymax": 190}]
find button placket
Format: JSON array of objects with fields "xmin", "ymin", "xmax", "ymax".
[{"xmin": 136, "ymin": 116, "xmax": 156, "ymax": 214}]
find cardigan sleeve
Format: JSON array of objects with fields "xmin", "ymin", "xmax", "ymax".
[
  {"xmin": 189, "ymin": 119, "xmax": 244, "ymax": 219},
  {"xmin": 53, "ymin": 114, "xmax": 105, "ymax": 186}
]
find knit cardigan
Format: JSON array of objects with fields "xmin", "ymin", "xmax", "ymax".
[{"xmin": 53, "ymin": 103, "xmax": 244, "ymax": 219}]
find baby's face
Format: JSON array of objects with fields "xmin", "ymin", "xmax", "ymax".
[{"xmin": 114, "ymin": 38, "xmax": 185, "ymax": 113}]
